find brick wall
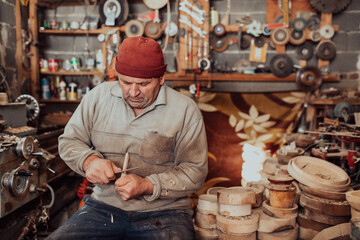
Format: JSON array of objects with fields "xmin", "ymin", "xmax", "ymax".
[
  {"xmin": 0, "ymin": 0, "xmax": 17, "ymax": 100},
  {"xmin": 14, "ymin": 0, "xmax": 360, "ymax": 93},
  {"xmin": 208, "ymin": 0, "xmax": 360, "ymax": 92}
]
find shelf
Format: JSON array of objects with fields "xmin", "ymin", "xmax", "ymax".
[
  {"xmin": 40, "ymin": 70, "xmax": 104, "ymax": 76},
  {"xmin": 309, "ymin": 98, "xmax": 360, "ymax": 105},
  {"xmin": 165, "ymin": 73, "xmax": 340, "ymax": 82},
  {"xmin": 40, "ymin": 99, "xmax": 81, "ymax": 103},
  {"xmin": 39, "ymin": 26, "xmax": 125, "ymax": 35}
]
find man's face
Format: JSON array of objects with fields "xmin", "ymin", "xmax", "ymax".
[{"xmin": 118, "ymin": 73, "xmax": 165, "ymax": 110}]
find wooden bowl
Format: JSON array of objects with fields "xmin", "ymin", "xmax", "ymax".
[
  {"xmin": 346, "ymin": 190, "xmax": 360, "ymax": 211},
  {"xmin": 277, "ymin": 147, "xmax": 304, "ymax": 164},
  {"xmin": 285, "ymin": 133, "xmax": 316, "ymax": 148},
  {"xmin": 287, "ymin": 156, "xmax": 350, "ymax": 192}
]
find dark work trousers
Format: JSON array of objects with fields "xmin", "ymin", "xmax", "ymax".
[{"xmin": 45, "ymin": 195, "xmax": 195, "ymax": 240}]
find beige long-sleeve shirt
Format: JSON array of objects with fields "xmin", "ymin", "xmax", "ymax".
[{"xmin": 58, "ymin": 82, "xmax": 208, "ymax": 212}]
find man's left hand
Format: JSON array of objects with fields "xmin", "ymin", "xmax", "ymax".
[{"xmin": 114, "ymin": 174, "xmax": 154, "ymax": 201}]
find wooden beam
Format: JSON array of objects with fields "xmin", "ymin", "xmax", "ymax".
[
  {"xmin": 29, "ymin": 0, "xmax": 39, "ymax": 100},
  {"xmin": 165, "ymin": 73, "xmax": 340, "ymax": 82},
  {"xmin": 15, "ymin": 0, "xmax": 23, "ymax": 97}
]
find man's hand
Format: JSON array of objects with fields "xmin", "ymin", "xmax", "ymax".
[
  {"xmin": 114, "ymin": 174, "xmax": 154, "ymax": 201},
  {"xmin": 83, "ymin": 155, "xmax": 122, "ymax": 184}
]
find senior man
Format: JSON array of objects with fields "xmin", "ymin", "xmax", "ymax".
[{"xmin": 46, "ymin": 36, "xmax": 208, "ymax": 240}]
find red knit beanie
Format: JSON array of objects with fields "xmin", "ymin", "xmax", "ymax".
[{"xmin": 115, "ymin": 36, "xmax": 167, "ymax": 78}]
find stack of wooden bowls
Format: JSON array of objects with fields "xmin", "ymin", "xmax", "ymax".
[
  {"xmin": 287, "ymin": 156, "xmax": 351, "ymax": 239},
  {"xmin": 195, "ymin": 194, "xmax": 219, "ymax": 239},
  {"xmin": 346, "ymin": 190, "xmax": 360, "ymax": 220},
  {"xmin": 216, "ymin": 187, "xmax": 259, "ymax": 239},
  {"xmin": 346, "ymin": 190, "xmax": 360, "ymax": 239},
  {"xmin": 195, "ymin": 185, "xmax": 264, "ymax": 240},
  {"xmin": 257, "ymin": 175, "xmax": 298, "ymax": 239}
]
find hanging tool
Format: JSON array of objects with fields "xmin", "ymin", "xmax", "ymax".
[
  {"xmin": 179, "ymin": 15, "xmax": 207, "ymax": 38},
  {"xmin": 99, "ymin": 0, "xmax": 129, "ymax": 26},
  {"xmin": 198, "ymin": 38, "xmax": 202, "ymax": 58},
  {"xmin": 193, "ymin": 69, "xmax": 202, "ymax": 98},
  {"xmin": 203, "ymin": 41, "xmax": 208, "ymax": 56},
  {"xmin": 189, "ymin": 32, "xmax": 193, "ymax": 66},
  {"xmin": 184, "ymin": 28, "xmax": 188, "ymax": 62}
]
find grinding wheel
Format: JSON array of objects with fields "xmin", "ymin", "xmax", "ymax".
[
  {"xmin": 144, "ymin": 21, "xmax": 163, "ymax": 39},
  {"xmin": 270, "ymin": 27, "xmax": 290, "ymax": 46},
  {"xmin": 307, "ymin": 15, "xmax": 321, "ymax": 31},
  {"xmin": 296, "ymin": 42, "xmax": 314, "ymax": 60},
  {"xmin": 213, "ymin": 23, "xmax": 226, "ymax": 37},
  {"xmin": 320, "ymin": 25, "xmax": 335, "ymax": 39},
  {"xmin": 212, "ymin": 36, "xmax": 228, "ymax": 52},
  {"xmin": 240, "ymin": 34, "xmax": 251, "ymax": 50},
  {"xmin": 289, "ymin": 29, "xmax": 307, "ymax": 45},
  {"xmin": 315, "ymin": 40, "xmax": 336, "ymax": 60},
  {"xmin": 334, "ymin": 101, "xmax": 353, "ymax": 122},
  {"xmin": 310, "ymin": 30, "xmax": 322, "ymax": 42},
  {"xmin": 296, "ymin": 66, "xmax": 322, "ymax": 91},
  {"xmin": 254, "ymin": 36, "xmax": 265, "ymax": 48},
  {"xmin": 293, "ymin": 17, "xmax": 307, "ymax": 31},
  {"xmin": 125, "ymin": 19, "xmax": 144, "ymax": 37},
  {"xmin": 269, "ymin": 54, "xmax": 293, "ymax": 78}
]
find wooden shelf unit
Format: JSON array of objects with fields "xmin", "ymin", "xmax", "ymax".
[
  {"xmin": 39, "ymin": 26, "xmax": 126, "ymax": 35},
  {"xmin": 40, "ymin": 99, "xmax": 81, "ymax": 103},
  {"xmin": 40, "ymin": 70, "xmax": 104, "ymax": 76}
]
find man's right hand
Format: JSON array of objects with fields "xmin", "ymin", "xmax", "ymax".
[{"xmin": 83, "ymin": 155, "xmax": 122, "ymax": 184}]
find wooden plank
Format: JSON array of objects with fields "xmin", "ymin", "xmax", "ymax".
[
  {"xmin": 40, "ymin": 71, "xmax": 103, "ymax": 76},
  {"xmin": 299, "ymin": 60, "xmax": 307, "ymax": 67},
  {"xmin": 216, "ymin": 24, "xmax": 338, "ymax": 35},
  {"xmin": 281, "ymin": 0, "xmax": 290, "ymax": 26},
  {"xmin": 39, "ymin": 26, "xmax": 125, "ymax": 34},
  {"xmin": 15, "ymin": 0, "xmax": 23, "ymax": 97},
  {"xmin": 318, "ymin": 13, "xmax": 333, "ymax": 70},
  {"xmin": 276, "ymin": 45, "xmax": 286, "ymax": 54},
  {"xmin": 29, "ymin": 0, "xmax": 39, "ymax": 100},
  {"xmin": 309, "ymin": 98, "xmax": 360, "ymax": 105},
  {"xmin": 320, "ymin": 13, "xmax": 333, "ymax": 27},
  {"xmin": 165, "ymin": 73, "xmax": 340, "ymax": 82},
  {"xmin": 177, "ymin": 0, "xmax": 209, "ymax": 73}
]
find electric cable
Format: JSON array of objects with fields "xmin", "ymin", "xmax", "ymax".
[
  {"xmin": 162, "ymin": 0, "xmax": 171, "ymax": 52},
  {"xmin": 43, "ymin": 183, "xmax": 55, "ymax": 209}
]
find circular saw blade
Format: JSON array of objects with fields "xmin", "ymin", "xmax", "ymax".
[
  {"xmin": 269, "ymin": 54, "xmax": 293, "ymax": 78},
  {"xmin": 315, "ymin": 40, "xmax": 337, "ymax": 60},
  {"xmin": 296, "ymin": 42, "xmax": 314, "ymax": 60},
  {"xmin": 309, "ymin": 0, "xmax": 352, "ymax": 14},
  {"xmin": 15, "ymin": 94, "xmax": 40, "ymax": 121},
  {"xmin": 296, "ymin": 66, "xmax": 322, "ymax": 91}
]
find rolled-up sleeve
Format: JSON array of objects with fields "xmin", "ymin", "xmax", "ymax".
[{"xmin": 58, "ymin": 92, "xmax": 103, "ymax": 176}]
